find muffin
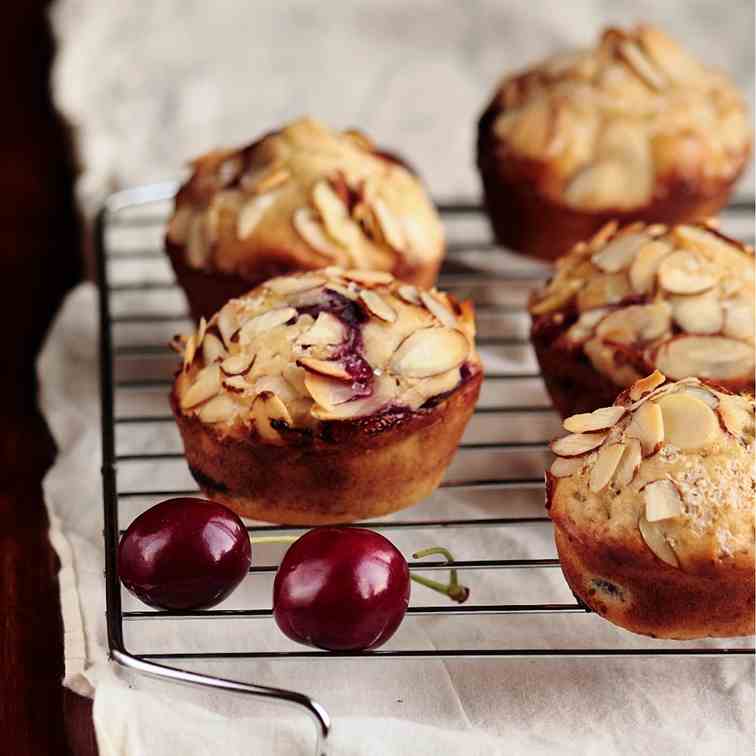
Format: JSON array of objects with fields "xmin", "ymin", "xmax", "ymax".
[
  {"xmin": 166, "ymin": 117, "xmax": 445, "ymax": 321},
  {"xmin": 477, "ymin": 24, "xmax": 751, "ymax": 261},
  {"xmin": 170, "ymin": 268, "xmax": 482, "ymax": 524},
  {"xmin": 529, "ymin": 220, "xmax": 754, "ymax": 418},
  {"xmin": 548, "ymin": 372, "xmax": 755, "ymax": 639}
]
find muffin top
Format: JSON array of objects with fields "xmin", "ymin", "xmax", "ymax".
[
  {"xmin": 486, "ymin": 25, "xmax": 750, "ymax": 210},
  {"xmin": 530, "ymin": 220, "xmax": 755, "ymax": 390},
  {"xmin": 166, "ymin": 117, "xmax": 444, "ymax": 278},
  {"xmin": 548, "ymin": 372, "xmax": 755, "ymax": 574},
  {"xmin": 173, "ymin": 268, "xmax": 480, "ymax": 443}
]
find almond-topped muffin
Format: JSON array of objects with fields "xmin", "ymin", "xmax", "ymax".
[
  {"xmin": 166, "ymin": 117, "xmax": 445, "ymax": 321},
  {"xmin": 171, "ymin": 268, "xmax": 482, "ymax": 524},
  {"xmin": 477, "ymin": 24, "xmax": 751, "ymax": 261},
  {"xmin": 548, "ymin": 373, "xmax": 755, "ymax": 639},
  {"xmin": 529, "ymin": 220, "xmax": 754, "ymax": 418}
]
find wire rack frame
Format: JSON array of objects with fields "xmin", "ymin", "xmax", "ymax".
[{"xmin": 96, "ymin": 183, "xmax": 755, "ymax": 755}]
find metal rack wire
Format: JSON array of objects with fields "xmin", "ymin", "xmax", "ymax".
[{"xmin": 96, "ymin": 183, "xmax": 755, "ymax": 755}]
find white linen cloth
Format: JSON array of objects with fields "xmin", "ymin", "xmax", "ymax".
[
  {"xmin": 42, "ymin": 282, "xmax": 754, "ymax": 756},
  {"xmin": 44, "ymin": 1, "xmax": 754, "ymax": 753}
]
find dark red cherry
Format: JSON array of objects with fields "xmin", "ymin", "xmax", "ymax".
[
  {"xmin": 273, "ymin": 528, "xmax": 410, "ymax": 651},
  {"xmin": 118, "ymin": 497, "xmax": 251, "ymax": 610}
]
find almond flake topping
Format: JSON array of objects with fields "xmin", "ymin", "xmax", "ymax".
[
  {"xmin": 217, "ymin": 306, "xmax": 240, "ymax": 348},
  {"xmin": 657, "ymin": 392, "xmax": 718, "ymax": 450},
  {"xmin": 657, "ymin": 251, "xmax": 717, "ymax": 294},
  {"xmin": 343, "ymin": 269, "xmax": 394, "ymax": 286},
  {"xmin": 296, "ymin": 312, "xmax": 345, "ymax": 346},
  {"xmin": 563, "ymin": 405, "xmax": 626, "ymax": 433},
  {"xmin": 613, "ymin": 438, "xmax": 642, "ymax": 487},
  {"xmin": 550, "ymin": 431, "xmax": 609, "ymax": 457},
  {"xmin": 419, "ymin": 291, "xmax": 457, "ymax": 328},
  {"xmin": 398, "ymin": 285, "xmax": 422, "ymax": 305},
  {"xmin": 265, "ymin": 275, "xmax": 326, "ymax": 295},
  {"xmin": 252, "ymin": 391, "xmax": 292, "ymax": 443},
  {"xmin": 180, "ymin": 364, "xmax": 222, "ymax": 409},
  {"xmin": 293, "ymin": 207, "xmax": 341, "ymax": 258},
  {"xmin": 360, "ymin": 290, "xmax": 397, "ymax": 322},
  {"xmin": 198, "ymin": 394, "xmax": 239, "ymax": 424},
  {"xmin": 589, "ymin": 443, "xmax": 626, "ymax": 492},
  {"xmin": 625, "ymin": 401, "xmax": 664, "ymax": 456},
  {"xmin": 372, "ymin": 197, "xmax": 405, "ymax": 252},
  {"xmin": 237, "ymin": 193, "xmax": 277, "ymax": 239},
  {"xmin": 628, "ymin": 370, "xmax": 665, "ymax": 400},
  {"xmin": 202, "ymin": 333, "xmax": 227, "ymax": 364},
  {"xmin": 239, "ymin": 307, "xmax": 296, "ymax": 341},
  {"xmin": 550, "ymin": 456, "xmax": 586, "ymax": 478},
  {"xmin": 591, "ymin": 232, "xmax": 648, "ymax": 273},
  {"xmin": 643, "ymin": 479, "xmax": 683, "ymax": 522},
  {"xmin": 298, "ymin": 357, "xmax": 351, "ymax": 381},
  {"xmin": 221, "ymin": 352, "xmax": 255, "ymax": 376},
  {"xmin": 389, "ymin": 328, "xmax": 469, "ymax": 379},
  {"xmin": 303, "ymin": 370, "xmax": 356, "ymax": 409},
  {"xmin": 638, "ymin": 517, "xmax": 679, "ymax": 567}
]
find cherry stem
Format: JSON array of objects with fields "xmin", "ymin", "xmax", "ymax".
[
  {"xmin": 250, "ymin": 535, "xmax": 300, "ymax": 546},
  {"xmin": 410, "ymin": 546, "xmax": 470, "ymax": 604}
]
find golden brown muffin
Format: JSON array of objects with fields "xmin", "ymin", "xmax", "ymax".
[
  {"xmin": 170, "ymin": 268, "xmax": 482, "ymax": 524},
  {"xmin": 166, "ymin": 117, "xmax": 445, "ymax": 321},
  {"xmin": 548, "ymin": 373, "xmax": 755, "ymax": 639},
  {"xmin": 529, "ymin": 220, "xmax": 754, "ymax": 418},
  {"xmin": 477, "ymin": 25, "xmax": 751, "ymax": 261}
]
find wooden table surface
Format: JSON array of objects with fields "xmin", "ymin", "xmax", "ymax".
[{"xmin": 0, "ymin": 3, "xmax": 97, "ymax": 754}]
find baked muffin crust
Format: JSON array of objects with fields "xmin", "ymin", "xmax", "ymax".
[
  {"xmin": 166, "ymin": 118, "xmax": 444, "ymax": 311},
  {"xmin": 548, "ymin": 373, "xmax": 755, "ymax": 639},
  {"xmin": 171, "ymin": 268, "xmax": 482, "ymax": 523},
  {"xmin": 530, "ymin": 220, "xmax": 754, "ymax": 416},
  {"xmin": 484, "ymin": 25, "xmax": 749, "ymax": 210}
]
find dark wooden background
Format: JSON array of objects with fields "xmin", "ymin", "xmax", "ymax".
[{"xmin": 0, "ymin": 2, "xmax": 97, "ymax": 753}]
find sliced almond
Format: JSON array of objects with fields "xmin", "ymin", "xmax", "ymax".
[
  {"xmin": 550, "ymin": 456, "xmax": 586, "ymax": 478},
  {"xmin": 265, "ymin": 275, "xmax": 326, "ymax": 296},
  {"xmin": 372, "ymin": 197, "xmax": 405, "ymax": 251},
  {"xmin": 563, "ymin": 405, "xmax": 626, "ymax": 433},
  {"xmin": 304, "ymin": 370, "xmax": 356, "ymax": 409},
  {"xmin": 183, "ymin": 333, "xmax": 197, "ymax": 371},
  {"xmin": 220, "ymin": 351, "xmax": 255, "ymax": 376},
  {"xmin": 596, "ymin": 302, "xmax": 671, "ymax": 344},
  {"xmin": 576, "ymin": 272, "xmax": 631, "ymax": 311},
  {"xmin": 629, "ymin": 370, "xmax": 666, "ymax": 401},
  {"xmin": 643, "ymin": 480, "xmax": 683, "ymax": 522},
  {"xmin": 591, "ymin": 232, "xmax": 647, "ymax": 273},
  {"xmin": 312, "ymin": 179, "xmax": 361, "ymax": 247},
  {"xmin": 563, "ymin": 158, "xmax": 652, "ymax": 210},
  {"xmin": 722, "ymin": 297, "xmax": 754, "ymax": 341},
  {"xmin": 252, "ymin": 391, "xmax": 292, "ymax": 442},
  {"xmin": 180, "ymin": 365, "xmax": 222, "ymax": 410},
  {"xmin": 310, "ymin": 374, "xmax": 397, "ymax": 420},
  {"xmin": 296, "ymin": 312, "xmax": 346, "ymax": 347},
  {"xmin": 167, "ymin": 206, "xmax": 193, "ymax": 244},
  {"xmin": 360, "ymin": 290, "xmax": 397, "ymax": 322},
  {"xmin": 682, "ymin": 385, "xmax": 719, "ymax": 409},
  {"xmin": 216, "ymin": 155, "xmax": 242, "ymax": 187},
  {"xmin": 298, "ymin": 357, "xmax": 351, "ymax": 381},
  {"xmin": 717, "ymin": 395, "xmax": 755, "ymax": 439},
  {"xmin": 186, "ymin": 215, "xmax": 210, "ymax": 267},
  {"xmin": 628, "ymin": 240, "xmax": 673, "ymax": 294},
  {"xmin": 657, "ymin": 251, "xmax": 717, "ymax": 294},
  {"xmin": 550, "ymin": 431, "xmax": 609, "ymax": 458},
  {"xmin": 613, "ymin": 438, "xmax": 642, "ymax": 487},
  {"xmin": 652, "ymin": 336, "xmax": 754, "ymax": 382},
  {"xmin": 589, "ymin": 443, "xmax": 626, "ymax": 492},
  {"xmin": 293, "ymin": 207, "xmax": 342, "ymax": 258},
  {"xmin": 397, "ymin": 368, "xmax": 461, "ymax": 411},
  {"xmin": 198, "ymin": 394, "xmax": 238, "ymax": 424},
  {"xmin": 619, "ymin": 40, "xmax": 666, "ymax": 90},
  {"xmin": 419, "ymin": 291, "xmax": 457, "ymax": 328},
  {"xmin": 587, "ymin": 221, "xmax": 619, "ymax": 252},
  {"xmin": 253, "ymin": 375, "xmax": 298, "ymax": 403},
  {"xmin": 565, "ymin": 307, "xmax": 611, "ymax": 344},
  {"xmin": 671, "ymin": 292, "xmax": 723, "ymax": 334},
  {"xmin": 657, "ymin": 392, "xmax": 718, "ymax": 450},
  {"xmin": 202, "ymin": 332, "xmax": 227, "ymax": 364},
  {"xmin": 389, "ymin": 327, "xmax": 469, "ymax": 379},
  {"xmin": 638, "ymin": 516, "xmax": 679, "ymax": 567},
  {"xmin": 254, "ymin": 168, "xmax": 290, "ymax": 194},
  {"xmin": 343, "ymin": 269, "xmax": 394, "ymax": 286},
  {"xmin": 237, "ymin": 192, "xmax": 277, "ymax": 239},
  {"xmin": 239, "ymin": 307, "xmax": 296, "ymax": 341},
  {"xmin": 217, "ymin": 306, "xmax": 240, "ymax": 348},
  {"xmin": 223, "ymin": 375, "xmax": 250, "ymax": 393},
  {"xmin": 626, "ymin": 401, "xmax": 664, "ymax": 456},
  {"xmin": 530, "ymin": 278, "xmax": 584, "ymax": 316},
  {"xmin": 397, "ymin": 285, "xmax": 422, "ymax": 306}
]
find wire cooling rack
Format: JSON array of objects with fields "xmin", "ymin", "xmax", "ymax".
[{"xmin": 96, "ymin": 184, "xmax": 755, "ymax": 755}]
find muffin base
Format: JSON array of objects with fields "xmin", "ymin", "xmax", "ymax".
[
  {"xmin": 554, "ymin": 527, "xmax": 755, "ymax": 640},
  {"xmin": 172, "ymin": 372, "xmax": 482, "ymax": 525}
]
